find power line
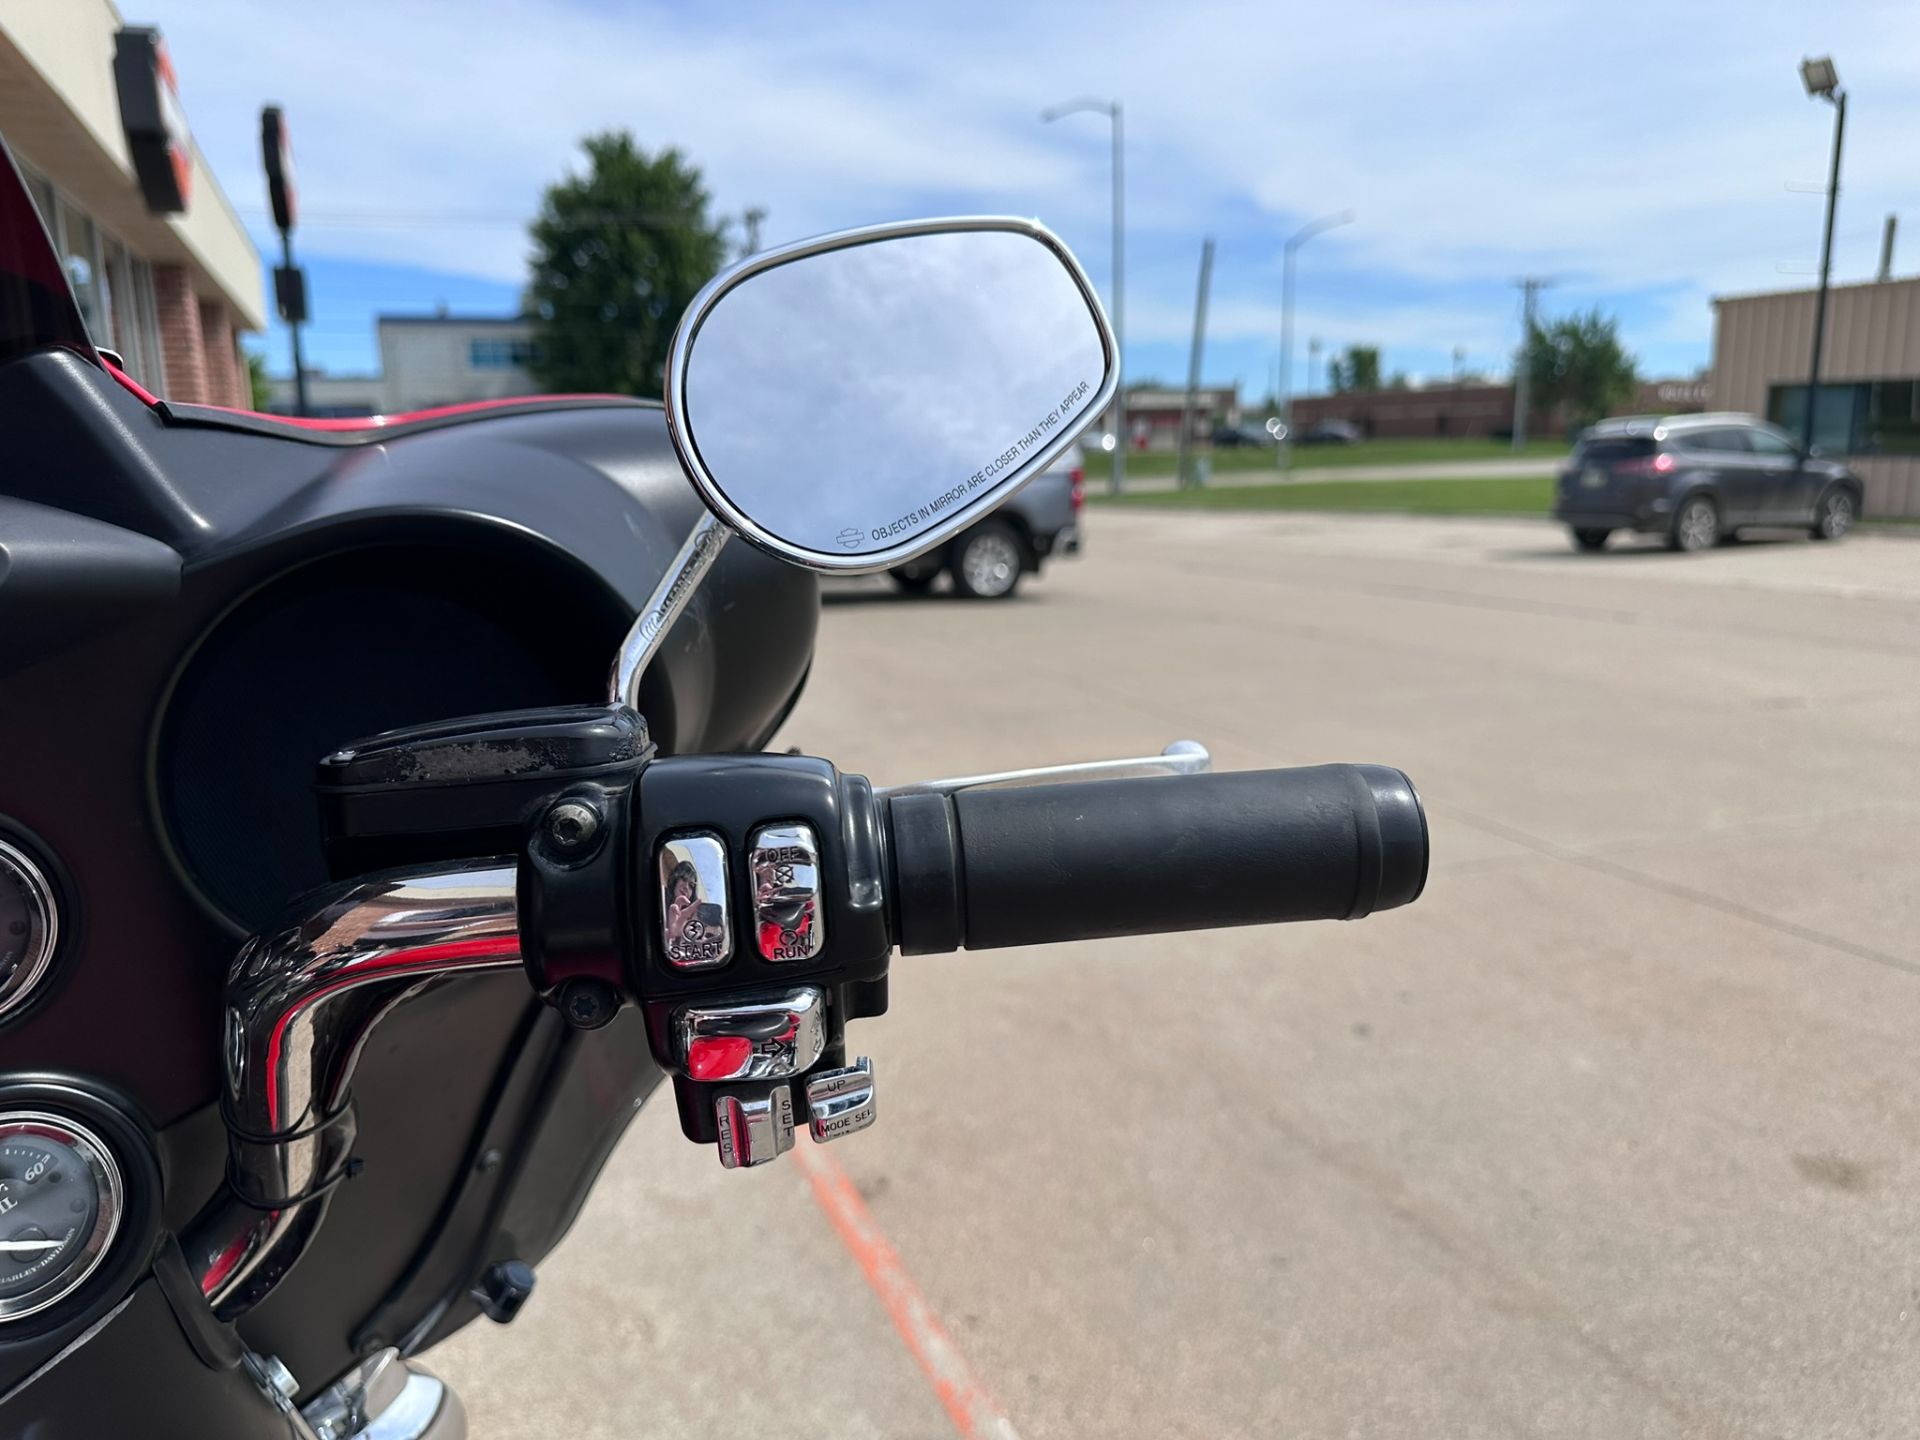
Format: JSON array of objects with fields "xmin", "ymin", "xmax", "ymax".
[{"xmin": 234, "ymin": 205, "xmax": 737, "ymax": 229}]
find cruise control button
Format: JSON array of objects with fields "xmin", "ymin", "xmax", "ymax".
[
  {"xmin": 715, "ymin": 1087, "xmax": 795, "ymax": 1169},
  {"xmin": 672, "ymin": 988, "xmax": 826, "ymax": 1082},
  {"xmin": 748, "ymin": 823, "xmax": 824, "ymax": 962},
  {"xmin": 804, "ymin": 1058, "xmax": 877, "ymax": 1144},
  {"xmin": 658, "ymin": 833, "xmax": 731, "ymax": 969}
]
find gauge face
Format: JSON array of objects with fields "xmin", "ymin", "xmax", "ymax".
[
  {"xmin": 0, "ymin": 839, "xmax": 59, "ymax": 1019},
  {"xmin": 0, "ymin": 1114, "xmax": 121, "ymax": 1322}
]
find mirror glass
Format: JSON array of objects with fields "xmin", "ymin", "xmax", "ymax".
[{"xmin": 673, "ymin": 224, "xmax": 1112, "ymax": 568}]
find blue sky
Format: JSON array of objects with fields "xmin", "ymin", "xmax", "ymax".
[{"xmin": 158, "ymin": 0, "xmax": 1920, "ymax": 399}]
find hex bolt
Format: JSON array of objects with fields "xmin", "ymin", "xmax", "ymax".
[{"xmin": 544, "ymin": 799, "xmax": 602, "ymax": 854}]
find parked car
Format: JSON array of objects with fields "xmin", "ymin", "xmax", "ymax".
[
  {"xmin": 889, "ymin": 441, "xmax": 1084, "ymax": 598},
  {"xmin": 1553, "ymin": 412, "xmax": 1864, "ymax": 553},
  {"xmin": 1213, "ymin": 422, "xmax": 1275, "ymax": 448},
  {"xmin": 1297, "ymin": 418, "xmax": 1363, "ymax": 445}
]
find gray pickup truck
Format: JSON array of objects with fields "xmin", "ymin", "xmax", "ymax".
[{"xmin": 888, "ymin": 441, "xmax": 1085, "ymax": 598}]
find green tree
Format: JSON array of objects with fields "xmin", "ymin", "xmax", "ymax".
[
  {"xmin": 245, "ymin": 349, "xmax": 272, "ymax": 410},
  {"xmin": 526, "ymin": 132, "xmax": 729, "ymax": 397},
  {"xmin": 1524, "ymin": 309, "xmax": 1637, "ymax": 430},
  {"xmin": 1327, "ymin": 344, "xmax": 1381, "ymax": 393}
]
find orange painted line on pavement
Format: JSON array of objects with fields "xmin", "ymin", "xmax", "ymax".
[{"xmin": 792, "ymin": 1136, "xmax": 1024, "ymax": 1440}]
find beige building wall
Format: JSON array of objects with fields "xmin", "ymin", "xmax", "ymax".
[
  {"xmin": 0, "ymin": 0, "xmax": 264, "ymax": 405},
  {"xmin": 1709, "ymin": 278, "xmax": 1920, "ymax": 518},
  {"xmin": 377, "ymin": 318, "xmax": 539, "ymax": 412},
  {"xmin": 0, "ymin": 0, "xmax": 264, "ymax": 330}
]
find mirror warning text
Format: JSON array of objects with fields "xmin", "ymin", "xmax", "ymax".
[{"xmin": 866, "ymin": 377, "xmax": 1094, "ymax": 543}]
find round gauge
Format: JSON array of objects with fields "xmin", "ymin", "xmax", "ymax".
[
  {"xmin": 0, "ymin": 838, "xmax": 59, "ymax": 1021},
  {"xmin": 0, "ymin": 1113, "xmax": 122, "ymax": 1323}
]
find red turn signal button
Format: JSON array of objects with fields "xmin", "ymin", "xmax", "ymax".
[{"xmin": 686, "ymin": 1034, "xmax": 756, "ymax": 1081}]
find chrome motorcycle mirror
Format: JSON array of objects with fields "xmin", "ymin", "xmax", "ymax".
[{"xmin": 610, "ymin": 217, "xmax": 1117, "ymax": 708}]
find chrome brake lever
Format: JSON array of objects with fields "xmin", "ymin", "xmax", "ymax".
[{"xmin": 873, "ymin": 740, "xmax": 1211, "ymax": 800}]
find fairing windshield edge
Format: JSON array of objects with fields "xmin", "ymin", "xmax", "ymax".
[{"xmin": 0, "ymin": 132, "xmax": 101, "ymax": 371}]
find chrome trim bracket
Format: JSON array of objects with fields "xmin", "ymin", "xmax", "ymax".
[
  {"xmin": 875, "ymin": 739, "xmax": 1211, "ymax": 799},
  {"xmin": 185, "ymin": 861, "xmax": 522, "ymax": 1318},
  {"xmin": 609, "ymin": 510, "xmax": 732, "ymax": 711}
]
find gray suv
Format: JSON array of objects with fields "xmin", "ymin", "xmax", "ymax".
[
  {"xmin": 889, "ymin": 441, "xmax": 1084, "ymax": 598},
  {"xmin": 1553, "ymin": 413, "xmax": 1864, "ymax": 552}
]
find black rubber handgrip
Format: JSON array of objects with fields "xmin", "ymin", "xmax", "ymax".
[{"xmin": 887, "ymin": 764, "xmax": 1427, "ymax": 954}]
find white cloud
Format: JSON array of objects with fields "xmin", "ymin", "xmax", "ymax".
[{"xmin": 161, "ymin": 0, "xmax": 1920, "ymax": 349}]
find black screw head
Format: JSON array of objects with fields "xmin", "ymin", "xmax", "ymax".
[
  {"xmin": 557, "ymin": 977, "xmax": 620, "ymax": 1030},
  {"xmin": 544, "ymin": 799, "xmax": 602, "ymax": 854}
]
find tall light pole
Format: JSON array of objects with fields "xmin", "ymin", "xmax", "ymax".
[
  {"xmin": 1799, "ymin": 55, "xmax": 1846, "ymax": 456},
  {"xmin": 1042, "ymin": 97, "xmax": 1125, "ymax": 493},
  {"xmin": 1279, "ymin": 210, "xmax": 1353, "ymax": 468}
]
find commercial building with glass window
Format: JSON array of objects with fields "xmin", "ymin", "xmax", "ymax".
[
  {"xmin": 0, "ymin": 2, "xmax": 264, "ymax": 406},
  {"xmin": 376, "ymin": 314, "xmax": 541, "ymax": 412},
  {"xmin": 265, "ymin": 314, "xmax": 544, "ymax": 416},
  {"xmin": 1709, "ymin": 276, "xmax": 1920, "ymax": 518},
  {"xmin": 263, "ymin": 314, "xmax": 544, "ymax": 417}
]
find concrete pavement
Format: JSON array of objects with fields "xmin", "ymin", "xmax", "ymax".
[{"xmin": 432, "ymin": 512, "xmax": 1920, "ymax": 1438}]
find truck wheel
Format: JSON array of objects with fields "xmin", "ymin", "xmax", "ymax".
[
  {"xmin": 951, "ymin": 521, "xmax": 1023, "ymax": 599},
  {"xmin": 889, "ymin": 569, "xmax": 938, "ymax": 594},
  {"xmin": 1570, "ymin": 527, "xmax": 1612, "ymax": 552}
]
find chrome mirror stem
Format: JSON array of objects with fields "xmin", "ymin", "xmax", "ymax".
[
  {"xmin": 873, "ymin": 739, "xmax": 1211, "ymax": 799},
  {"xmin": 609, "ymin": 511, "xmax": 732, "ymax": 710}
]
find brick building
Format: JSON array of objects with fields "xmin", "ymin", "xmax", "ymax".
[
  {"xmin": 1287, "ymin": 377, "xmax": 1708, "ymax": 442},
  {"xmin": 1122, "ymin": 384, "xmax": 1241, "ymax": 450},
  {"xmin": 0, "ymin": 1, "xmax": 264, "ymax": 405}
]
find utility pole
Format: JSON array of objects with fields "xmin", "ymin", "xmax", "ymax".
[
  {"xmin": 1878, "ymin": 214, "xmax": 1897, "ymax": 282},
  {"xmin": 1307, "ymin": 337, "xmax": 1323, "ymax": 399},
  {"xmin": 1511, "ymin": 277, "xmax": 1551, "ymax": 449},
  {"xmin": 1452, "ymin": 345, "xmax": 1466, "ymax": 385},
  {"xmin": 1174, "ymin": 237, "xmax": 1215, "ymax": 489},
  {"xmin": 1041, "ymin": 98, "xmax": 1125, "ymax": 492}
]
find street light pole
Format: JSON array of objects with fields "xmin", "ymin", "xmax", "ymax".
[
  {"xmin": 1799, "ymin": 55, "xmax": 1847, "ymax": 457},
  {"xmin": 1042, "ymin": 98, "xmax": 1125, "ymax": 494},
  {"xmin": 1278, "ymin": 210, "xmax": 1354, "ymax": 470}
]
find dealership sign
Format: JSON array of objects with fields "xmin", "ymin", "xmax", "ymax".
[
  {"xmin": 113, "ymin": 27, "xmax": 193, "ymax": 214},
  {"xmin": 261, "ymin": 106, "xmax": 297, "ymax": 232}
]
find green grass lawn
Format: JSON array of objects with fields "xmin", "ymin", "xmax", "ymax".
[
  {"xmin": 1109, "ymin": 437, "xmax": 1568, "ymax": 477},
  {"xmin": 1094, "ymin": 475, "xmax": 1554, "ymax": 515}
]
